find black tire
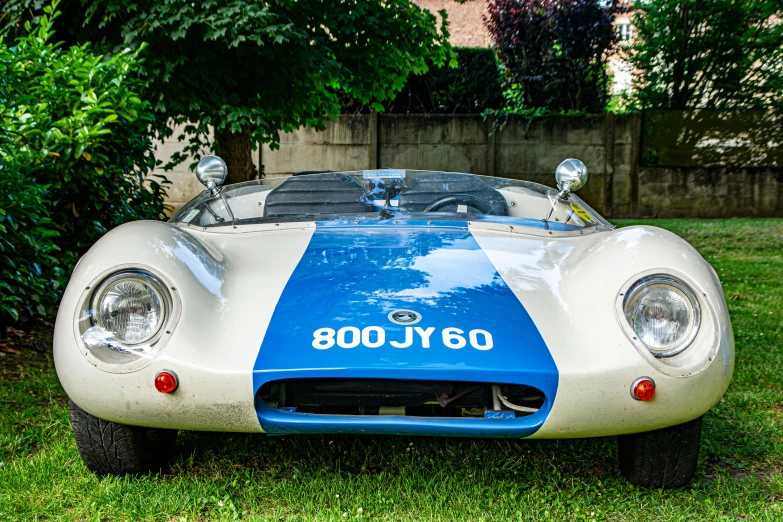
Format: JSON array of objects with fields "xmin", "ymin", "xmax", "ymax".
[
  {"xmin": 69, "ymin": 400, "xmax": 177, "ymax": 476},
  {"xmin": 618, "ymin": 416, "xmax": 702, "ymax": 488}
]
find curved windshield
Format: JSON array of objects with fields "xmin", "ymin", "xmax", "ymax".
[{"xmin": 170, "ymin": 170, "xmax": 612, "ymax": 231}]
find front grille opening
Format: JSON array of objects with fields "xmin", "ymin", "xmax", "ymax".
[{"xmin": 258, "ymin": 378, "xmax": 545, "ymax": 418}]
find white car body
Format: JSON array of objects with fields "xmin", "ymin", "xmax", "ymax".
[{"xmin": 54, "ymin": 169, "xmax": 734, "ymax": 440}]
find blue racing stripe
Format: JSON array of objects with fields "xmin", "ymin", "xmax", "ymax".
[{"xmin": 252, "ymin": 221, "xmax": 558, "ymax": 437}]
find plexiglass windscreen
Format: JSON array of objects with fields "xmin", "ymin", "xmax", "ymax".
[{"xmin": 170, "ymin": 170, "xmax": 612, "ymax": 231}]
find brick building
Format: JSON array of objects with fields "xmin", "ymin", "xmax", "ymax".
[{"xmin": 412, "ymin": 0, "xmax": 491, "ymax": 48}]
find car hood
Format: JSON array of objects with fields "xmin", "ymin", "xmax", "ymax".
[
  {"xmin": 69, "ymin": 219, "xmax": 724, "ymax": 379},
  {"xmin": 251, "ymin": 221, "xmax": 559, "ymax": 397}
]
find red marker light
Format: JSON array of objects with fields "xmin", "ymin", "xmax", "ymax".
[
  {"xmin": 155, "ymin": 370, "xmax": 179, "ymax": 393},
  {"xmin": 631, "ymin": 377, "xmax": 656, "ymax": 401}
]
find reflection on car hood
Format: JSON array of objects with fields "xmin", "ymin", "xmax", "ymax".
[{"xmin": 252, "ymin": 221, "xmax": 559, "ymax": 413}]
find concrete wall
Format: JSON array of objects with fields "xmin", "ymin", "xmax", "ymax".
[
  {"xmin": 638, "ymin": 167, "xmax": 783, "ymax": 218},
  {"xmin": 157, "ymin": 113, "xmax": 783, "ymax": 218},
  {"xmin": 261, "ymin": 115, "xmax": 372, "ymax": 176}
]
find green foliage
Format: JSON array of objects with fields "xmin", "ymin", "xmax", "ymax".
[
  {"xmin": 483, "ymin": 84, "xmax": 588, "ymax": 134},
  {"xmin": 344, "ymin": 48, "xmax": 505, "ymax": 114},
  {"xmin": 0, "ymin": 170, "xmax": 65, "ymax": 322},
  {"xmin": 0, "ymin": 1, "xmax": 168, "ymax": 321},
  {"xmin": 628, "ymin": 0, "xmax": 783, "ymax": 110},
  {"xmin": 76, "ymin": 0, "xmax": 454, "ymax": 173}
]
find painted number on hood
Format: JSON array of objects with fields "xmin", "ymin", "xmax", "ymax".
[{"xmin": 312, "ymin": 326, "xmax": 493, "ymax": 351}]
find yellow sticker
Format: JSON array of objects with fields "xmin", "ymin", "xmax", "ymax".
[{"xmin": 570, "ymin": 202, "xmax": 595, "ymax": 222}]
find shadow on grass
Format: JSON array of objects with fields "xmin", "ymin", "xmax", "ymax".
[{"xmin": 173, "ymin": 430, "xmax": 619, "ymax": 482}]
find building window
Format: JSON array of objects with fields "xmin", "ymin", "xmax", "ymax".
[{"xmin": 618, "ymin": 23, "xmax": 633, "ymax": 42}]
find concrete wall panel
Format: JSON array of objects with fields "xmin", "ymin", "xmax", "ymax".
[
  {"xmin": 156, "ymin": 114, "xmax": 783, "ymax": 218},
  {"xmin": 381, "ymin": 115, "xmax": 488, "ymax": 144},
  {"xmin": 380, "ymin": 144, "xmax": 487, "ymax": 174},
  {"xmin": 261, "ymin": 143, "xmax": 368, "ymax": 176}
]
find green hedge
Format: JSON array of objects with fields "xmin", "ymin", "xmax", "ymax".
[
  {"xmin": 344, "ymin": 48, "xmax": 505, "ymax": 114},
  {"xmin": 0, "ymin": 170, "xmax": 64, "ymax": 321},
  {"xmin": 0, "ymin": 3, "xmax": 168, "ymax": 322}
]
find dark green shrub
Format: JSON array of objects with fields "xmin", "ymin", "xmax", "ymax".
[
  {"xmin": 343, "ymin": 48, "xmax": 504, "ymax": 114},
  {"xmin": 0, "ymin": 169, "xmax": 67, "ymax": 321},
  {"xmin": 0, "ymin": 2, "xmax": 168, "ymax": 322}
]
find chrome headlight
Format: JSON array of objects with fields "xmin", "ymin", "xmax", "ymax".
[
  {"xmin": 78, "ymin": 270, "xmax": 171, "ymax": 366},
  {"xmin": 623, "ymin": 275, "xmax": 700, "ymax": 357},
  {"xmin": 90, "ymin": 271, "xmax": 167, "ymax": 345}
]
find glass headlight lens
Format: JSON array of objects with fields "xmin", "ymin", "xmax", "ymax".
[
  {"xmin": 91, "ymin": 272, "xmax": 167, "ymax": 345},
  {"xmin": 623, "ymin": 276, "xmax": 700, "ymax": 357}
]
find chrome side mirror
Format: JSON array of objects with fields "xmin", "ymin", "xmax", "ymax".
[
  {"xmin": 555, "ymin": 159, "xmax": 588, "ymax": 199},
  {"xmin": 196, "ymin": 155, "xmax": 228, "ymax": 196}
]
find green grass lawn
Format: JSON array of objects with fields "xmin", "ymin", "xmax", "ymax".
[{"xmin": 1, "ymin": 219, "xmax": 781, "ymax": 521}]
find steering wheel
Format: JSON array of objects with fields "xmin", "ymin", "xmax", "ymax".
[{"xmin": 423, "ymin": 194, "xmax": 496, "ymax": 215}]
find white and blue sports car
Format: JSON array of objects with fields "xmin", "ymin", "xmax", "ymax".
[{"xmin": 54, "ymin": 157, "xmax": 734, "ymax": 488}]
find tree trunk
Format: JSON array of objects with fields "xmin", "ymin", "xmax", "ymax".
[{"xmin": 214, "ymin": 125, "xmax": 257, "ymax": 185}]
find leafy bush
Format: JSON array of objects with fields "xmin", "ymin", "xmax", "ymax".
[
  {"xmin": 0, "ymin": 169, "xmax": 66, "ymax": 321},
  {"xmin": 485, "ymin": 0, "xmax": 619, "ymax": 113},
  {"xmin": 628, "ymin": 0, "xmax": 783, "ymax": 110},
  {"xmin": 343, "ymin": 48, "xmax": 505, "ymax": 114},
  {"xmin": 0, "ymin": 2, "xmax": 168, "ymax": 322}
]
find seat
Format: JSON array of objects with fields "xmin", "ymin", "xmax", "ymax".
[
  {"xmin": 263, "ymin": 173, "xmax": 372, "ymax": 217},
  {"xmin": 399, "ymin": 172, "xmax": 508, "ymax": 215}
]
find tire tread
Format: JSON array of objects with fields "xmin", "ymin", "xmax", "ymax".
[
  {"xmin": 69, "ymin": 400, "xmax": 176, "ymax": 476},
  {"xmin": 618, "ymin": 416, "xmax": 702, "ymax": 488}
]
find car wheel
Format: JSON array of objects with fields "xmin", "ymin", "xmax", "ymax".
[
  {"xmin": 69, "ymin": 400, "xmax": 177, "ymax": 476},
  {"xmin": 618, "ymin": 416, "xmax": 702, "ymax": 488}
]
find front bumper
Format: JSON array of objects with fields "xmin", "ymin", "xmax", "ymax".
[{"xmin": 54, "ymin": 331, "xmax": 731, "ymax": 439}]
